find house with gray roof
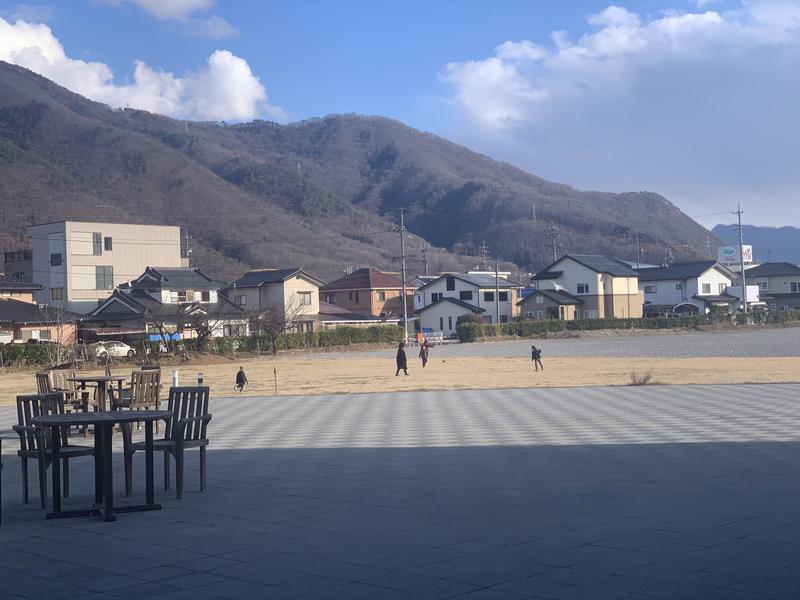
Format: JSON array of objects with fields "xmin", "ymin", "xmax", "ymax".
[
  {"xmin": 0, "ymin": 276, "xmax": 79, "ymax": 344},
  {"xmin": 532, "ymin": 255, "xmax": 643, "ymax": 319},
  {"xmin": 745, "ymin": 262, "xmax": 800, "ymax": 310}
]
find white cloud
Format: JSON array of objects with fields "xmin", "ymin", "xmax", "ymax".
[
  {"xmin": 115, "ymin": 0, "xmax": 215, "ymax": 21},
  {"xmin": 439, "ymin": 1, "xmax": 800, "ymax": 225},
  {"xmin": 0, "ymin": 16, "xmax": 283, "ymax": 122},
  {"xmin": 1, "ymin": 4, "xmax": 53, "ymax": 23},
  {"xmin": 185, "ymin": 14, "xmax": 239, "ymax": 39}
]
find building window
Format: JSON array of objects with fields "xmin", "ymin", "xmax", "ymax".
[
  {"xmin": 431, "ymin": 292, "xmax": 442, "ymax": 302},
  {"xmin": 644, "ymin": 285, "xmax": 657, "ymax": 294},
  {"xmin": 176, "ymin": 291, "xmax": 187, "ymax": 303},
  {"xmin": 524, "ymin": 311, "xmax": 534, "ymax": 318},
  {"xmin": 348, "ymin": 291, "xmax": 360, "ymax": 303},
  {"xmin": 498, "ymin": 291, "xmax": 508, "ymax": 302},
  {"xmin": 12, "ymin": 272, "xmax": 25, "ymax": 281},
  {"xmin": 201, "ymin": 291, "xmax": 210, "ymax": 302},
  {"xmin": 95, "ymin": 266, "xmax": 113, "ymax": 290},
  {"xmin": 675, "ymin": 283, "xmax": 683, "ymax": 290},
  {"xmin": 50, "ymin": 253, "xmax": 62, "ymax": 266},
  {"xmin": 702, "ymin": 283, "xmax": 711, "ymax": 294},
  {"xmin": 446, "ymin": 276, "xmax": 456, "ymax": 291},
  {"xmin": 459, "ymin": 291, "xmax": 473, "ymax": 301},
  {"xmin": 51, "ymin": 287, "xmax": 64, "ymax": 301},
  {"xmin": 758, "ymin": 281, "xmax": 768, "ymax": 291},
  {"xmin": 537, "ymin": 310, "xmax": 544, "ymax": 319},
  {"xmin": 535, "ymin": 295, "xmax": 544, "ymax": 304},
  {"xmin": 92, "ymin": 232, "xmax": 102, "ymax": 256},
  {"xmin": 583, "ymin": 309, "xmax": 598, "ymax": 319},
  {"xmin": 500, "ymin": 315, "xmax": 508, "ymax": 323},
  {"xmin": 484, "ymin": 291, "xmax": 495, "ymax": 302},
  {"xmin": 719, "ymin": 283, "xmax": 726, "ymax": 294},
  {"xmin": 325, "ymin": 292, "xmax": 336, "ymax": 304},
  {"xmin": 236, "ymin": 295, "xmax": 247, "ymax": 305},
  {"xmin": 104, "ymin": 236, "xmax": 113, "ymax": 251},
  {"xmin": 376, "ymin": 291, "xmax": 386, "ymax": 301},
  {"xmin": 439, "ymin": 316, "xmax": 444, "ymax": 330},
  {"xmin": 577, "ymin": 283, "xmax": 589, "ymax": 295},
  {"xmin": 791, "ymin": 282, "xmax": 800, "ymax": 293},
  {"xmin": 298, "ymin": 291, "xmax": 312, "ymax": 306},
  {"xmin": 448, "ymin": 316, "xmax": 453, "ymax": 330}
]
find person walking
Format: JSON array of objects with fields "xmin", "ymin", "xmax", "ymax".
[
  {"xmin": 235, "ymin": 366, "xmax": 249, "ymax": 392},
  {"xmin": 419, "ymin": 339, "xmax": 430, "ymax": 368},
  {"xmin": 531, "ymin": 345, "xmax": 543, "ymax": 371},
  {"xmin": 395, "ymin": 342, "xmax": 409, "ymax": 376}
]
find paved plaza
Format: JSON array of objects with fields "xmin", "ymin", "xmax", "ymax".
[{"xmin": 2, "ymin": 384, "xmax": 800, "ymax": 599}]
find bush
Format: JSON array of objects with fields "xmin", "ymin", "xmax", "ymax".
[{"xmin": 0, "ymin": 342, "xmax": 54, "ymax": 366}]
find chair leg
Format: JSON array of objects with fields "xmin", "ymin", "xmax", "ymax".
[
  {"xmin": 175, "ymin": 448, "xmax": 184, "ymax": 500},
  {"xmin": 124, "ymin": 451, "xmax": 133, "ymax": 497},
  {"xmin": 200, "ymin": 446, "xmax": 206, "ymax": 492},
  {"xmin": 37, "ymin": 459, "xmax": 48, "ymax": 510},
  {"xmin": 163, "ymin": 450, "xmax": 170, "ymax": 491},
  {"xmin": 21, "ymin": 457, "xmax": 29, "ymax": 504},
  {"xmin": 63, "ymin": 458, "xmax": 70, "ymax": 498}
]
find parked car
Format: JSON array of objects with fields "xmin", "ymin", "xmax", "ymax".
[{"xmin": 95, "ymin": 341, "xmax": 136, "ymax": 359}]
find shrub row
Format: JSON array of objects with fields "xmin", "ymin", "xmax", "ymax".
[{"xmin": 0, "ymin": 343, "xmax": 52, "ymax": 366}]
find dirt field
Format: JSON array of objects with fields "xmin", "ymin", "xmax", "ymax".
[{"xmin": 1, "ymin": 354, "xmax": 798, "ymax": 405}]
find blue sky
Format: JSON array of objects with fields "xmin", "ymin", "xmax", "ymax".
[{"xmin": 2, "ymin": 0, "xmax": 800, "ymax": 227}]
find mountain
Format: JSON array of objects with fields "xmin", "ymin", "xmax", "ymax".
[
  {"xmin": 0, "ymin": 61, "xmax": 716, "ymax": 282},
  {"xmin": 712, "ymin": 224, "xmax": 800, "ymax": 264}
]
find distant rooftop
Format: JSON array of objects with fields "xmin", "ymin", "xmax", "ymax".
[
  {"xmin": 322, "ymin": 268, "xmax": 408, "ymax": 292},
  {"xmin": 223, "ymin": 268, "xmax": 324, "ymax": 290},
  {"xmin": 745, "ymin": 262, "xmax": 800, "ymax": 278},
  {"xmin": 0, "ymin": 276, "xmax": 41, "ymax": 292},
  {"xmin": 635, "ymin": 260, "xmax": 733, "ymax": 282},
  {"xmin": 120, "ymin": 267, "xmax": 219, "ymax": 291}
]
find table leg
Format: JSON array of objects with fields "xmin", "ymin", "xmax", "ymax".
[
  {"xmin": 98, "ymin": 382, "xmax": 107, "ymax": 412},
  {"xmin": 94, "ymin": 424, "xmax": 103, "ymax": 504},
  {"xmin": 101, "ymin": 424, "xmax": 115, "ymax": 522},
  {"xmin": 51, "ymin": 425, "xmax": 61, "ymax": 513},
  {"xmin": 145, "ymin": 421, "xmax": 154, "ymax": 505}
]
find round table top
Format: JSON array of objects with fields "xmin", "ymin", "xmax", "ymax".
[
  {"xmin": 31, "ymin": 410, "xmax": 172, "ymax": 427},
  {"xmin": 67, "ymin": 375, "xmax": 127, "ymax": 383}
]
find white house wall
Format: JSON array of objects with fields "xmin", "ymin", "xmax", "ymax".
[
  {"xmin": 419, "ymin": 302, "xmax": 476, "ymax": 335},
  {"xmin": 420, "ymin": 278, "xmax": 517, "ymax": 323}
]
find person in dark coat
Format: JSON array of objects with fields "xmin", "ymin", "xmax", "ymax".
[
  {"xmin": 419, "ymin": 339, "xmax": 430, "ymax": 368},
  {"xmin": 531, "ymin": 345, "xmax": 543, "ymax": 371},
  {"xmin": 235, "ymin": 366, "xmax": 248, "ymax": 392},
  {"xmin": 395, "ymin": 342, "xmax": 409, "ymax": 376}
]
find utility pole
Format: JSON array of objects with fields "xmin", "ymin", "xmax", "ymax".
[
  {"xmin": 478, "ymin": 241, "xmax": 490, "ymax": 270},
  {"xmin": 399, "ymin": 209, "xmax": 409, "ymax": 340},
  {"xmin": 544, "ymin": 224, "xmax": 560, "ymax": 262},
  {"xmin": 733, "ymin": 203, "xmax": 748, "ymax": 315},
  {"xmin": 531, "ymin": 203, "xmax": 537, "ymax": 221},
  {"xmin": 421, "ymin": 244, "xmax": 430, "ymax": 276},
  {"xmin": 494, "ymin": 257, "xmax": 500, "ymax": 325},
  {"xmin": 632, "ymin": 230, "xmax": 641, "ymax": 269}
]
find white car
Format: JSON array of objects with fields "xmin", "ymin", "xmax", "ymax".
[{"xmin": 95, "ymin": 341, "xmax": 136, "ymax": 359}]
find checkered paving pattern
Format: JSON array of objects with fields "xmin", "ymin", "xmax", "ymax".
[{"xmin": 2, "ymin": 384, "xmax": 800, "ymax": 600}]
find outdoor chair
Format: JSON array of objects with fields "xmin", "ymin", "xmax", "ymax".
[
  {"xmin": 112, "ymin": 369, "xmax": 161, "ymax": 431},
  {"xmin": 39, "ymin": 370, "xmax": 90, "ymax": 435},
  {"xmin": 122, "ymin": 386, "xmax": 211, "ymax": 499},
  {"xmin": 13, "ymin": 393, "xmax": 94, "ymax": 508}
]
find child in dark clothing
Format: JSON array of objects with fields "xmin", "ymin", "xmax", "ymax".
[
  {"xmin": 235, "ymin": 366, "xmax": 248, "ymax": 392},
  {"xmin": 395, "ymin": 342, "xmax": 409, "ymax": 376},
  {"xmin": 531, "ymin": 346, "xmax": 543, "ymax": 371}
]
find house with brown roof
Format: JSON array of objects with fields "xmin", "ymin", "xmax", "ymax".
[
  {"xmin": 0, "ymin": 276, "xmax": 78, "ymax": 344},
  {"xmin": 320, "ymin": 268, "xmax": 414, "ymax": 318}
]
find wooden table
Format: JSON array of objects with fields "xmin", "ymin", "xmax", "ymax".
[
  {"xmin": 31, "ymin": 410, "xmax": 172, "ymax": 522},
  {"xmin": 67, "ymin": 375, "xmax": 126, "ymax": 411}
]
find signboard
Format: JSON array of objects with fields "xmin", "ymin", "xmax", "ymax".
[{"xmin": 718, "ymin": 245, "xmax": 753, "ymax": 265}]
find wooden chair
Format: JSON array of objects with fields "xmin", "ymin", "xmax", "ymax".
[
  {"xmin": 113, "ymin": 370, "xmax": 161, "ymax": 432},
  {"xmin": 122, "ymin": 386, "xmax": 211, "ymax": 499},
  {"xmin": 12, "ymin": 393, "xmax": 94, "ymax": 508}
]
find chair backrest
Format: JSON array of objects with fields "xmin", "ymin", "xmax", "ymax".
[
  {"xmin": 129, "ymin": 369, "xmax": 161, "ymax": 409},
  {"xmin": 49, "ymin": 369, "xmax": 77, "ymax": 393},
  {"xmin": 165, "ymin": 386, "xmax": 210, "ymax": 442},
  {"xmin": 16, "ymin": 393, "xmax": 67, "ymax": 452},
  {"xmin": 35, "ymin": 372, "xmax": 53, "ymax": 394}
]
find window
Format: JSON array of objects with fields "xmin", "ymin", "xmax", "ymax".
[
  {"xmin": 524, "ymin": 311, "xmax": 534, "ymax": 318},
  {"xmin": 201, "ymin": 291, "xmax": 210, "ymax": 302},
  {"xmin": 500, "ymin": 315, "xmax": 508, "ymax": 323},
  {"xmin": 499, "ymin": 291, "xmax": 508, "ymax": 301},
  {"xmin": 535, "ymin": 295, "xmax": 544, "ymax": 304},
  {"xmin": 104, "ymin": 236, "xmax": 113, "ymax": 251},
  {"xmin": 583, "ymin": 309, "xmax": 598, "ymax": 319},
  {"xmin": 51, "ymin": 287, "xmax": 64, "ymax": 301},
  {"xmin": 376, "ymin": 291, "xmax": 386, "ymax": 301},
  {"xmin": 236, "ymin": 295, "xmax": 247, "ymax": 306},
  {"xmin": 50, "ymin": 253, "xmax": 62, "ymax": 266},
  {"xmin": 348, "ymin": 291, "xmax": 360, "ymax": 303},
  {"xmin": 537, "ymin": 310, "xmax": 544, "ymax": 319},
  {"xmin": 644, "ymin": 285, "xmax": 657, "ymax": 294},
  {"xmin": 758, "ymin": 281, "xmax": 768, "ymax": 291},
  {"xmin": 448, "ymin": 316, "xmax": 453, "ymax": 330},
  {"xmin": 484, "ymin": 291, "xmax": 495, "ymax": 302},
  {"xmin": 298, "ymin": 291, "xmax": 312, "ymax": 306},
  {"xmin": 446, "ymin": 276, "xmax": 456, "ymax": 291},
  {"xmin": 92, "ymin": 232, "xmax": 102, "ymax": 256},
  {"xmin": 675, "ymin": 283, "xmax": 683, "ymax": 290},
  {"xmin": 791, "ymin": 282, "xmax": 800, "ymax": 293},
  {"xmin": 431, "ymin": 292, "xmax": 443, "ymax": 302},
  {"xmin": 702, "ymin": 283, "xmax": 711, "ymax": 294},
  {"xmin": 95, "ymin": 266, "xmax": 113, "ymax": 290},
  {"xmin": 176, "ymin": 291, "xmax": 187, "ymax": 303},
  {"xmin": 719, "ymin": 283, "xmax": 726, "ymax": 294},
  {"xmin": 459, "ymin": 291, "xmax": 473, "ymax": 301},
  {"xmin": 325, "ymin": 293, "xmax": 336, "ymax": 304},
  {"xmin": 439, "ymin": 316, "xmax": 444, "ymax": 330},
  {"xmin": 577, "ymin": 283, "xmax": 589, "ymax": 295}
]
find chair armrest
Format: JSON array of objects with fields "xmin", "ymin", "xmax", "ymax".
[
  {"xmin": 12, "ymin": 424, "xmax": 36, "ymax": 439},
  {"xmin": 175, "ymin": 414, "xmax": 212, "ymax": 438}
]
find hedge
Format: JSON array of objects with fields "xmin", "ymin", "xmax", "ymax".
[
  {"xmin": 0, "ymin": 343, "xmax": 62, "ymax": 367},
  {"xmin": 455, "ymin": 311, "xmax": 800, "ymax": 342}
]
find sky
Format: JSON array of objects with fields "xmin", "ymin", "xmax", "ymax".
[{"xmin": 1, "ymin": 0, "xmax": 799, "ymax": 228}]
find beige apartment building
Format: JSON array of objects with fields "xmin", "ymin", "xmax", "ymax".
[{"xmin": 25, "ymin": 221, "xmax": 185, "ymax": 313}]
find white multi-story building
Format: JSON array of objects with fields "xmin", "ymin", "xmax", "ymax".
[{"xmin": 26, "ymin": 221, "xmax": 185, "ymax": 313}]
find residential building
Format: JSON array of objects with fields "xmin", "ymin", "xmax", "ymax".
[
  {"xmin": 409, "ymin": 275, "xmax": 438, "ymax": 311},
  {"xmin": 533, "ymin": 255, "xmax": 643, "ymax": 319},
  {"xmin": 745, "ymin": 262, "xmax": 800, "ymax": 310},
  {"xmin": 1, "ymin": 250, "xmax": 33, "ymax": 282},
  {"xmin": 317, "ymin": 301, "xmax": 402, "ymax": 330},
  {"xmin": 25, "ymin": 221, "xmax": 185, "ymax": 313},
  {"xmin": 86, "ymin": 267, "xmax": 246, "ymax": 341},
  {"xmin": 320, "ymin": 268, "xmax": 414, "ymax": 319},
  {"xmin": 517, "ymin": 289, "xmax": 583, "ymax": 320},
  {"xmin": 416, "ymin": 272, "xmax": 520, "ymax": 335},
  {"xmin": 0, "ymin": 276, "xmax": 78, "ymax": 344},
  {"xmin": 221, "ymin": 268, "xmax": 324, "ymax": 333},
  {"xmin": 634, "ymin": 260, "xmax": 742, "ymax": 315}
]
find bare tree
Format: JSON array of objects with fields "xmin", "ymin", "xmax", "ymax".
[
  {"xmin": 37, "ymin": 303, "xmax": 76, "ymax": 368},
  {"xmin": 249, "ymin": 297, "xmax": 309, "ymax": 355}
]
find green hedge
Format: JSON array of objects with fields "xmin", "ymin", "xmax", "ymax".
[{"xmin": 0, "ymin": 343, "xmax": 54, "ymax": 366}]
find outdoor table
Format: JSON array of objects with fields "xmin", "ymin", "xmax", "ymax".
[
  {"xmin": 30, "ymin": 410, "xmax": 172, "ymax": 522},
  {"xmin": 67, "ymin": 375, "xmax": 126, "ymax": 411}
]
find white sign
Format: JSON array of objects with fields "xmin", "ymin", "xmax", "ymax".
[{"xmin": 718, "ymin": 245, "xmax": 753, "ymax": 265}]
